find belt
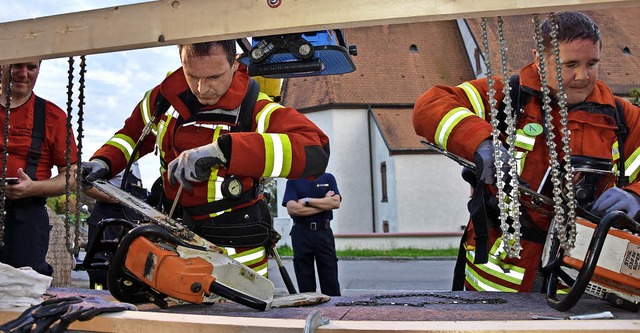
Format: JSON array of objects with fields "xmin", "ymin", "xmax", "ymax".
[{"xmin": 296, "ymin": 221, "xmax": 330, "ymax": 230}]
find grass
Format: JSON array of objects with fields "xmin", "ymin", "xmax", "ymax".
[{"xmin": 276, "ymin": 245, "xmax": 457, "ymax": 258}]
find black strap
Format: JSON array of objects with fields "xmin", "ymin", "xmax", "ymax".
[
  {"xmin": 614, "ymin": 98, "xmax": 629, "ymax": 187},
  {"xmin": 496, "ymin": 74, "xmax": 531, "ymax": 137},
  {"xmin": 467, "ymin": 179, "xmax": 490, "ymax": 265},
  {"xmin": 183, "ymin": 185, "xmax": 259, "ymax": 217},
  {"xmin": 452, "ymin": 227, "xmax": 468, "ymax": 291},
  {"xmin": 26, "ymin": 96, "xmax": 46, "ymax": 180},
  {"xmin": 233, "ymin": 78, "xmax": 260, "ymax": 132}
]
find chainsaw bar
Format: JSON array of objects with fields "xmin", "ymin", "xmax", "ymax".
[{"xmin": 91, "ymin": 179, "xmax": 198, "ymax": 242}]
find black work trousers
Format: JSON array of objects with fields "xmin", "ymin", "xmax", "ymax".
[
  {"xmin": 290, "ymin": 221, "xmax": 340, "ymax": 296},
  {"xmin": 0, "ymin": 198, "xmax": 53, "ymax": 276}
]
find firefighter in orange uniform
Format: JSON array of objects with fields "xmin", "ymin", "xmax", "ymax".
[
  {"xmin": 82, "ymin": 40, "xmax": 330, "ymax": 277},
  {"xmin": 413, "ymin": 12, "xmax": 640, "ymax": 292}
]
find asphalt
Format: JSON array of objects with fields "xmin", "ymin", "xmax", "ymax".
[{"xmin": 71, "ymin": 257, "xmax": 457, "ymax": 296}]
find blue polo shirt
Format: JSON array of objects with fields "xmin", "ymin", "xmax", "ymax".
[{"xmin": 282, "ymin": 173, "xmax": 340, "ymax": 224}]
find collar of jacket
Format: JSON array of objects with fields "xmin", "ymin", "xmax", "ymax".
[{"xmin": 158, "ymin": 64, "xmax": 251, "ymax": 118}]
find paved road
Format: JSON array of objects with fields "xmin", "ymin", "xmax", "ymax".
[
  {"xmin": 73, "ymin": 257, "xmax": 456, "ymax": 296},
  {"xmin": 268, "ymin": 257, "xmax": 456, "ymax": 296}
]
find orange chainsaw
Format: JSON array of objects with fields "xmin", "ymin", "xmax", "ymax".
[
  {"xmin": 89, "ymin": 179, "xmax": 275, "ymax": 311},
  {"xmin": 542, "ymin": 210, "xmax": 640, "ymax": 312}
]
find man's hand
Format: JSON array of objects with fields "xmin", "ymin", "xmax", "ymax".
[
  {"xmin": 4, "ymin": 168, "xmax": 33, "ymax": 199},
  {"xmin": 80, "ymin": 160, "xmax": 109, "ymax": 187},
  {"xmin": 473, "ymin": 139, "xmax": 511, "ymax": 185},
  {"xmin": 168, "ymin": 141, "xmax": 228, "ymax": 191},
  {"xmin": 591, "ymin": 187, "xmax": 640, "ymax": 221}
]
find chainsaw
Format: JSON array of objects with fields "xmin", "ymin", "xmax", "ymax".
[
  {"xmin": 88, "ymin": 179, "xmax": 275, "ymax": 311},
  {"xmin": 542, "ymin": 211, "xmax": 640, "ymax": 312},
  {"xmin": 420, "ymin": 140, "xmax": 640, "ymax": 312}
]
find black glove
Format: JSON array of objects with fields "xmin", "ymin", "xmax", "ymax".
[
  {"xmin": 168, "ymin": 141, "xmax": 228, "ymax": 191},
  {"xmin": 473, "ymin": 139, "xmax": 512, "ymax": 185},
  {"xmin": 80, "ymin": 159, "xmax": 110, "ymax": 187},
  {"xmin": 0, "ymin": 296, "xmax": 135, "ymax": 333}
]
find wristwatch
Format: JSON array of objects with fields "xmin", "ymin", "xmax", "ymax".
[
  {"xmin": 221, "ymin": 176, "xmax": 243, "ymax": 200},
  {"xmin": 304, "ymin": 197, "xmax": 310, "ymax": 206}
]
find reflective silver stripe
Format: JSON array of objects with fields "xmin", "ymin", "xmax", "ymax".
[
  {"xmin": 514, "ymin": 129, "xmax": 535, "ymax": 151},
  {"xmin": 256, "ymin": 103, "xmax": 281, "ymax": 133},
  {"xmin": 435, "ymin": 107, "xmax": 474, "ymax": 150},
  {"xmin": 139, "ymin": 89, "xmax": 158, "ymax": 136},
  {"xmin": 266, "ymin": 133, "xmax": 284, "ymax": 177},
  {"xmin": 457, "ymin": 82, "xmax": 485, "ymax": 119},
  {"xmin": 467, "ymin": 249, "xmax": 525, "ymax": 284},
  {"xmin": 624, "ymin": 146, "xmax": 640, "ymax": 182},
  {"xmin": 514, "ymin": 151, "xmax": 526, "ymax": 175},
  {"xmin": 465, "ymin": 268, "xmax": 501, "ymax": 291}
]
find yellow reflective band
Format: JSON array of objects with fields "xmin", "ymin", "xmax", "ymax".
[
  {"xmin": 262, "ymin": 133, "xmax": 292, "ymax": 178},
  {"xmin": 156, "ymin": 108, "xmax": 179, "ymax": 167},
  {"xmin": 139, "ymin": 89, "xmax": 158, "ymax": 136},
  {"xmin": 232, "ymin": 246, "xmax": 266, "ymax": 265},
  {"xmin": 624, "ymin": 145, "xmax": 640, "ymax": 183},
  {"xmin": 435, "ymin": 107, "xmax": 474, "ymax": 150},
  {"xmin": 255, "ymin": 265, "xmax": 268, "ymax": 278},
  {"xmin": 457, "ymin": 82, "xmax": 485, "ymax": 119},
  {"xmin": 464, "ymin": 262, "xmax": 516, "ymax": 292},
  {"xmin": 612, "ymin": 141, "xmax": 620, "ymax": 161},
  {"xmin": 106, "ymin": 134, "xmax": 136, "ymax": 160},
  {"xmin": 257, "ymin": 92, "xmax": 273, "ymax": 102},
  {"xmin": 256, "ymin": 102, "xmax": 281, "ymax": 133},
  {"xmin": 466, "ymin": 250, "xmax": 524, "ymax": 285},
  {"xmin": 514, "ymin": 129, "xmax": 535, "ymax": 151}
]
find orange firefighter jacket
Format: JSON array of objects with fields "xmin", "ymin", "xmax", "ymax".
[
  {"xmin": 413, "ymin": 63, "xmax": 640, "ymax": 292},
  {"xmin": 92, "ymin": 64, "xmax": 329, "ymax": 212}
]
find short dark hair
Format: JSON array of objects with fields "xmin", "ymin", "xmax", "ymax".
[
  {"xmin": 178, "ymin": 40, "xmax": 237, "ymax": 66},
  {"xmin": 540, "ymin": 12, "xmax": 601, "ymax": 53}
]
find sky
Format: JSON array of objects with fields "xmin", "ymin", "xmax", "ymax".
[{"xmin": 1, "ymin": 0, "xmax": 183, "ymax": 189}]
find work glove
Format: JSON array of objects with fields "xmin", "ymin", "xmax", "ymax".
[
  {"xmin": 80, "ymin": 159, "xmax": 110, "ymax": 187},
  {"xmin": 168, "ymin": 141, "xmax": 228, "ymax": 191},
  {"xmin": 591, "ymin": 187, "xmax": 640, "ymax": 221},
  {"xmin": 0, "ymin": 296, "xmax": 136, "ymax": 333},
  {"xmin": 473, "ymin": 139, "xmax": 512, "ymax": 185}
]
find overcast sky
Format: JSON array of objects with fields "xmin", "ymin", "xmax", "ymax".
[{"xmin": 1, "ymin": 0, "xmax": 182, "ymax": 189}]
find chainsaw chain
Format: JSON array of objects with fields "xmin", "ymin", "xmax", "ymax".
[
  {"xmin": 334, "ymin": 292, "xmax": 507, "ymax": 307},
  {"xmin": 0, "ymin": 65, "xmax": 12, "ymax": 246}
]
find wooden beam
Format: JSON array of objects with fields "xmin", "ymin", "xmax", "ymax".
[
  {"xmin": 1, "ymin": 0, "xmax": 640, "ymax": 64},
  {"xmin": 1, "ymin": 307, "xmax": 639, "ymax": 332}
]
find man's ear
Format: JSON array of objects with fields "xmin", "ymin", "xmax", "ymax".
[{"xmin": 532, "ymin": 49, "xmax": 540, "ymax": 71}]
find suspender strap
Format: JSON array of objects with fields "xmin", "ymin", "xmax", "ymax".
[
  {"xmin": 233, "ymin": 78, "xmax": 260, "ymax": 132},
  {"xmin": 26, "ymin": 96, "xmax": 46, "ymax": 180},
  {"xmin": 614, "ymin": 98, "xmax": 629, "ymax": 187},
  {"xmin": 452, "ymin": 227, "xmax": 468, "ymax": 291},
  {"xmin": 468, "ymin": 180, "xmax": 489, "ymax": 264}
]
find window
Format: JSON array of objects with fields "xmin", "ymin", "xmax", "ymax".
[{"xmin": 380, "ymin": 162, "xmax": 388, "ymax": 202}]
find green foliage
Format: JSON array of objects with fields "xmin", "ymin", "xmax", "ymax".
[
  {"xmin": 630, "ymin": 88, "xmax": 640, "ymax": 106},
  {"xmin": 276, "ymin": 244, "xmax": 457, "ymax": 258}
]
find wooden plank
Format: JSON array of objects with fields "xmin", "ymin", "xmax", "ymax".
[
  {"xmin": 1, "ymin": 0, "xmax": 640, "ymax": 64},
  {"xmin": 1, "ymin": 307, "xmax": 639, "ymax": 333}
]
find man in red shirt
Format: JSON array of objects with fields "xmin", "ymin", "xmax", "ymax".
[{"xmin": 0, "ymin": 61, "xmax": 78, "ymax": 276}]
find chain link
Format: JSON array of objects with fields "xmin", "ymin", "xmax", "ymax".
[
  {"xmin": 73, "ymin": 55, "xmax": 87, "ymax": 256},
  {"xmin": 64, "ymin": 57, "xmax": 76, "ymax": 255},
  {"xmin": 0, "ymin": 66, "xmax": 12, "ymax": 247},
  {"xmin": 482, "ymin": 18, "xmax": 523, "ymax": 258},
  {"xmin": 497, "ymin": 16, "xmax": 523, "ymax": 257},
  {"xmin": 334, "ymin": 292, "xmax": 507, "ymax": 307},
  {"xmin": 549, "ymin": 14, "xmax": 577, "ymax": 249}
]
